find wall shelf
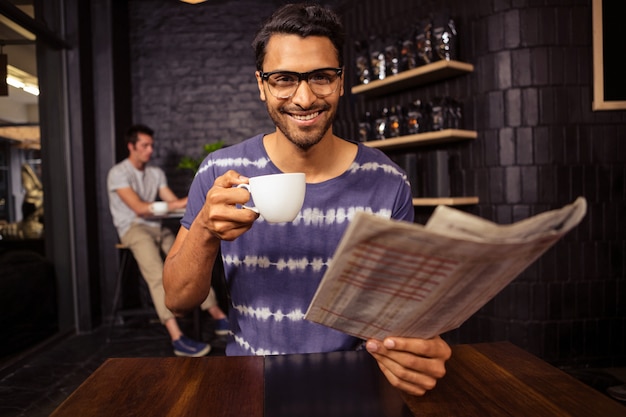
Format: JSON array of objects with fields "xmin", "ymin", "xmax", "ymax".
[
  {"xmin": 352, "ymin": 59, "xmax": 477, "ymax": 208},
  {"xmin": 363, "ymin": 129, "xmax": 477, "ymax": 151},
  {"xmin": 351, "ymin": 60, "xmax": 474, "ymax": 97},
  {"xmin": 413, "ymin": 197, "xmax": 479, "ymax": 206}
]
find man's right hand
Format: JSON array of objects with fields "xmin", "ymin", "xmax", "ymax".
[
  {"xmin": 196, "ymin": 170, "xmax": 259, "ymax": 241},
  {"xmin": 164, "ymin": 170, "xmax": 258, "ymax": 314}
]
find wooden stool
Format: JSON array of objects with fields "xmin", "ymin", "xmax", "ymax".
[
  {"xmin": 110, "ymin": 243, "xmax": 157, "ymax": 324},
  {"xmin": 108, "ymin": 243, "xmax": 202, "ymax": 341}
]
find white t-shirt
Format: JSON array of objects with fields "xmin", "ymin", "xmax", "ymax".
[{"xmin": 107, "ymin": 158, "xmax": 167, "ymax": 238}]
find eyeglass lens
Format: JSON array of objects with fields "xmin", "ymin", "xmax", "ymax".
[{"xmin": 266, "ymin": 69, "xmax": 341, "ymax": 98}]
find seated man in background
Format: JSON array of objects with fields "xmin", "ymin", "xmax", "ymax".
[{"xmin": 107, "ymin": 124, "xmax": 228, "ymax": 357}]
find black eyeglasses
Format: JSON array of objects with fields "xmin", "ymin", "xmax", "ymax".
[{"xmin": 259, "ymin": 67, "xmax": 343, "ymax": 99}]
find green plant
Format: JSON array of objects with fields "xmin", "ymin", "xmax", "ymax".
[{"xmin": 178, "ymin": 141, "xmax": 224, "ymax": 174}]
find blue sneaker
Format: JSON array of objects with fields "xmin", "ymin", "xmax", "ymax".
[
  {"xmin": 172, "ymin": 335, "xmax": 211, "ymax": 357},
  {"xmin": 214, "ymin": 318, "xmax": 230, "ymax": 336}
]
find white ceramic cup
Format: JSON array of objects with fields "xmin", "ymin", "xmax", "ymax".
[
  {"xmin": 237, "ymin": 173, "xmax": 306, "ymax": 223},
  {"xmin": 150, "ymin": 201, "xmax": 168, "ymax": 216}
]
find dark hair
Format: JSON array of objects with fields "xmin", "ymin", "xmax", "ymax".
[
  {"xmin": 125, "ymin": 124, "xmax": 154, "ymax": 145},
  {"xmin": 252, "ymin": 3, "xmax": 345, "ymax": 71}
]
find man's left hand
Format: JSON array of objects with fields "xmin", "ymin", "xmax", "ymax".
[{"xmin": 365, "ymin": 335, "xmax": 451, "ymax": 396}]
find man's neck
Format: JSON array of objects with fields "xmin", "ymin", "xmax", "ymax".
[
  {"xmin": 127, "ymin": 157, "xmax": 146, "ymax": 171},
  {"xmin": 263, "ymin": 131, "xmax": 357, "ymax": 183}
]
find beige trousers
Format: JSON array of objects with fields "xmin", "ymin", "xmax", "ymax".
[{"xmin": 121, "ymin": 223, "xmax": 218, "ymax": 324}]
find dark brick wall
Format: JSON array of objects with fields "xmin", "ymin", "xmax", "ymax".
[
  {"xmin": 128, "ymin": 0, "xmax": 275, "ymax": 192},
  {"xmin": 463, "ymin": 2, "xmax": 624, "ymax": 369},
  {"xmin": 128, "ymin": 0, "xmax": 344, "ymax": 193},
  {"xmin": 127, "ymin": 0, "xmax": 625, "ymax": 368}
]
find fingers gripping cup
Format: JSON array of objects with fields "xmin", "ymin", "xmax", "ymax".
[{"xmin": 237, "ymin": 173, "xmax": 306, "ymax": 223}]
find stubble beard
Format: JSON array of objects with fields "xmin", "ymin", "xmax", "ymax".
[{"xmin": 266, "ymin": 102, "xmax": 336, "ymax": 151}]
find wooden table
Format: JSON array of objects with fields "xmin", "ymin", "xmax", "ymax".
[
  {"xmin": 50, "ymin": 356, "xmax": 264, "ymax": 417},
  {"xmin": 403, "ymin": 342, "xmax": 626, "ymax": 416},
  {"xmin": 50, "ymin": 342, "xmax": 625, "ymax": 417}
]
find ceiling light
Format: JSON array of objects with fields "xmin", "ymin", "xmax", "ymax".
[
  {"xmin": 0, "ymin": 15, "xmax": 36, "ymax": 41},
  {"xmin": 22, "ymin": 85, "xmax": 39, "ymax": 96},
  {"xmin": 180, "ymin": 0, "xmax": 208, "ymax": 3},
  {"xmin": 6, "ymin": 75, "xmax": 25, "ymax": 89},
  {"xmin": 5, "ymin": 65, "xmax": 39, "ymax": 96}
]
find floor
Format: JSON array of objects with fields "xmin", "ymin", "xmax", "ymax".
[
  {"xmin": 0, "ymin": 312, "xmax": 227, "ymax": 417},
  {"xmin": 0, "ymin": 316, "xmax": 625, "ymax": 417}
]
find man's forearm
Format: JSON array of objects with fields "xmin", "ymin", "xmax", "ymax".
[{"xmin": 163, "ymin": 225, "xmax": 221, "ymax": 315}]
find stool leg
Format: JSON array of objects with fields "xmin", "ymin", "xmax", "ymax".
[
  {"xmin": 107, "ymin": 246, "xmax": 166, "ymax": 343},
  {"xmin": 111, "ymin": 249, "xmax": 130, "ymax": 324},
  {"xmin": 193, "ymin": 308, "xmax": 201, "ymax": 340}
]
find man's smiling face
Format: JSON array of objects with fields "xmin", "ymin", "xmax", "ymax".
[{"xmin": 256, "ymin": 34, "xmax": 344, "ymax": 151}]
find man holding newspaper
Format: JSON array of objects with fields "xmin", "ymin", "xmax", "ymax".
[{"xmin": 163, "ymin": 3, "xmax": 451, "ymax": 396}]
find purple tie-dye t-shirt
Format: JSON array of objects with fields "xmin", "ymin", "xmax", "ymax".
[{"xmin": 182, "ymin": 134, "xmax": 414, "ymax": 356}]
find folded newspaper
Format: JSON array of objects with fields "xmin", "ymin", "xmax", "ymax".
[{"xmin": 305, "ymin": 197, "xmax": 587, "ymax": 340}]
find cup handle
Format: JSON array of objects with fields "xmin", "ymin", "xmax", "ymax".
[{"xmin": 235, "ymin": 184, "xmax": 260, "ymax": 214}]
